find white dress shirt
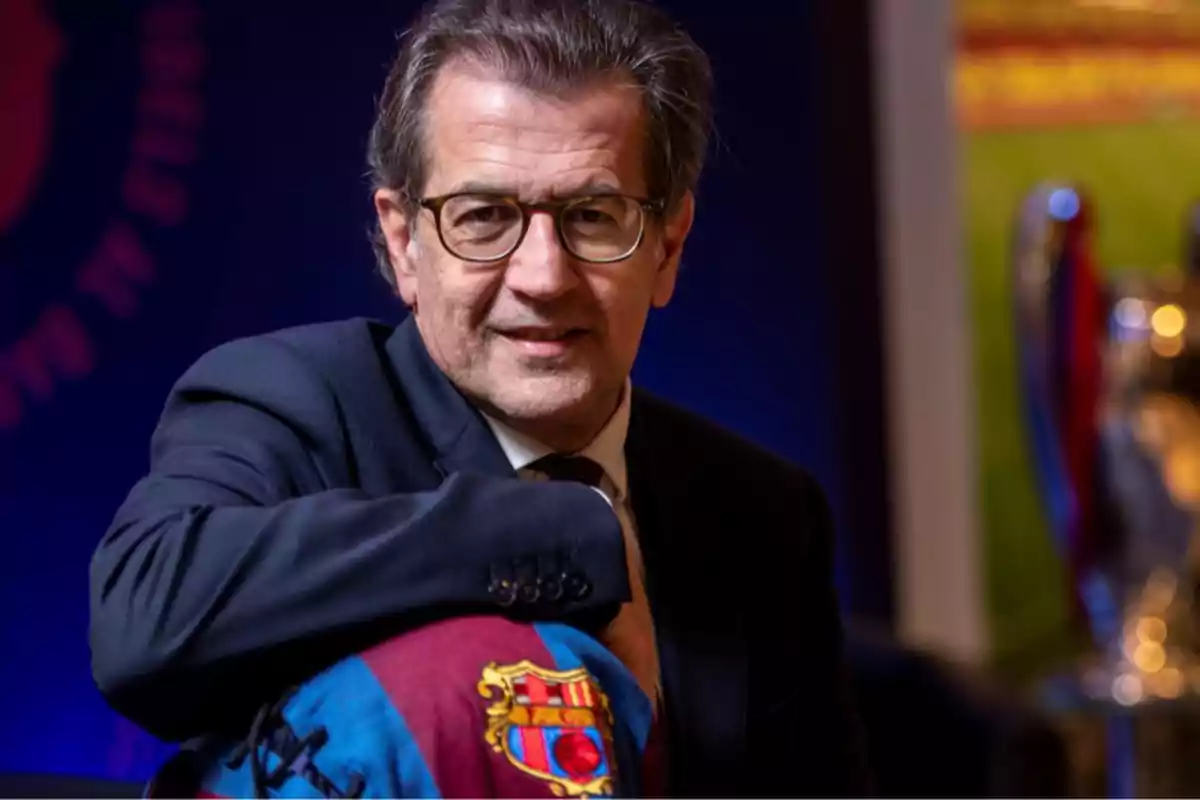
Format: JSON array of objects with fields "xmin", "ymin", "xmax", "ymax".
[{"xmin": 480, "ymin": 385, "xmax": 662, "ymax": 709}]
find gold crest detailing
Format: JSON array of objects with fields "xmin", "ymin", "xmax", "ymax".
[{"xmin": 478, "ymin": 659, "xmax": 616, "ymax": 798}]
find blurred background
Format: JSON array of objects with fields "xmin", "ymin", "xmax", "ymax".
[{"xmin": 3, "ymin": 0, "xmax": 1200, "ymax": 795}]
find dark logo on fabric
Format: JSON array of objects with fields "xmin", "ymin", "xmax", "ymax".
[{"xmin": 0, "ymin": 0, "xmax": 207, "ymax": 431}]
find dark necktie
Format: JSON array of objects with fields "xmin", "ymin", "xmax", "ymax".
[{"xmin": 529, "ymin": 454, "xmax": 606, "ymax": 488}]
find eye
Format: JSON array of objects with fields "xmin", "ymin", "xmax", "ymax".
[
  {"xmin": 571, "ymin": 207, "xmax": 614, "ymax": 223},
  {"xmin": 451, "ymin": 203, "xmax": 520, "ymax": 228},
  {"xmin": 564, "ymin": 204, "xmax": 622, "ymax": 228}
]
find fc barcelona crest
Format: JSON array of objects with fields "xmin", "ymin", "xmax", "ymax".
[{"xmin": 478, "ymin": 660, "xmax": 616, "ymax": 797}]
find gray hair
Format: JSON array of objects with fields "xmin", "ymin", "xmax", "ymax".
[{"xmin": 366, "ymin": 0, "xmax": 714, "ymax": 286}]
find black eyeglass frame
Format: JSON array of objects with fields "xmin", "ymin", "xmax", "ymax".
[{"xmin": 418, "ymin": 192, "xmax": 666, "ymax": 264}]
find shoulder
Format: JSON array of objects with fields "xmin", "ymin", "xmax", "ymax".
[
  {"xmin": 163, "ymin": 318, "xmax": 397, "ymax": 430},
  {"xmin": 177, "ymin": 317, "xmax": 393, "ymax": 393},
  {"xmin": 188, "ymin": 317, "xmax": 392, "ymax": 374},
  {"xmin": 261, "ymin": 317, "xmax": 395, "ymax": 362}
]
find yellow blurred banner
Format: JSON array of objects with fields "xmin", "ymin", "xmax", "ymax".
[
  {"xmin": 958, "ymin": 0, "xmax": 1200, "ymax": 42},
  {"xmin": 956, "ymin": 0, "xmax": 1200, "ymax": 128},
  {"xmin": 957, "ymin": 49, "xmax": 1200, "ymax": 129}
]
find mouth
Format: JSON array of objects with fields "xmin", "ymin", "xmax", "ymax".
[{"xmin": 494, "ymin": 326, "xmax": 590, "ymax": 357}]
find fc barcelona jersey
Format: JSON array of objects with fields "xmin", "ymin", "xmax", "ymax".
[{"xmin": 146, "ymin": 616, "xmax": 656, "ymax": 798}]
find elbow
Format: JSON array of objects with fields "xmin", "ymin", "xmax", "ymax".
[
  {"xmin": 88, "ymin": 599, "xmax": 173, "ymax": 735},
  {"xmin": 89, "ymin": 538, "xmax": 156, "ymax": 694},
  {"xmin": 89, "ymin": 508, "xmax": 252, "ymax": 741},
  {"xmin": 88, "ymin": 609, "xmax": 151, "ymax": 700},
  {"xmin": 89, "ymin": 610, "xmax": 251, "ymax": 743},
  {"xmin": 89, "ymin": 620, "xmax": 202, "ymax": 743},
  {"xmin": 89, "ymin": 540, "xmax": 185, "ymax": 740}
]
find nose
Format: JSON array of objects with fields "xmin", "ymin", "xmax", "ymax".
[{"xmin": 504, "ymin": 212, "xmax": 578, "ymax": 299}]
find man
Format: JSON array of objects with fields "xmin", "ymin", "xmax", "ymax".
[{"xmin": 89, "ymin": 0, "xmax": 868, "ymax": 795}]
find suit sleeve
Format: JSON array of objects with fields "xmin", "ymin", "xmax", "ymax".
[
  {"xmin": 750, "ymin": 475, "xmax": 873, "ymax": 797},
  {"xmin": 88, "ymin": 335, "xmax": 628, "ymax": 742}
]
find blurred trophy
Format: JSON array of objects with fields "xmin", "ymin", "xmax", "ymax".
[
  {"xmin": 1015, "ymin": 187, "xmax": 1200, "ymax": 797},
  {"xmin": 1188, "ymin": 200, "xmax": 1200, "ymax": 278}
]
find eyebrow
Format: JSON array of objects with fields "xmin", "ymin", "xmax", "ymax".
[{"xmin": 443, "ymin": 180, "xmax": 627, "ymax": 199}]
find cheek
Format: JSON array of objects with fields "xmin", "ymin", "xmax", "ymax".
[
  {"xmin": 608, "ymin": 303, "xmax": 651, "ymax": 360},
  {"xmin": 594, "ymin": 272, "xmax": 656, "ymax": 353},
  {"xmin": 419, "ymin": 265, "xmax": 499, "ymax": 341}
]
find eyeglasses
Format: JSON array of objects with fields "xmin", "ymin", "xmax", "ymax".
[{"xmin": 418, "ymin": 192, "xmax": 665, "ymax": 264}]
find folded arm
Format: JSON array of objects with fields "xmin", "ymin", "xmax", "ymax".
[{"xmin": 89, "ymin": 336, "xmax": 627, "ymax": 741}]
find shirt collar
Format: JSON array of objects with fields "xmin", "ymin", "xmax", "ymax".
[{"xmin": 481, "ymin": 381, "xmax": 631, "ymax": 501}]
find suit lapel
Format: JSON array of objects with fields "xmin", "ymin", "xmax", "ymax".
[
  {"xmin": 384, "ymin": 317, "xmax": 515, "ymax": 479},
  {"xmin": 626, "ymin": 392, "xmax": 748, "ymax": 794}
]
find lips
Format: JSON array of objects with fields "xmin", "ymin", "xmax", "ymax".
[
  {"xmin": 497, "ymin": 326, "xmax": 586, "ymax": 342},
  {"xmin": 495, "ymin": 326, "xmax": 588, "ymax": 357}
]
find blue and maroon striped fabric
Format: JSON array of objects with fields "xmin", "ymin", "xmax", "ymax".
[{"xmin": 149, "ymin": 616, "xmax": 655, "ymax": 798}]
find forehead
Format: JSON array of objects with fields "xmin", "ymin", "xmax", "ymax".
[{"xmin": 422, "ymin": 61, "xmax": 648, "ymax": 198}]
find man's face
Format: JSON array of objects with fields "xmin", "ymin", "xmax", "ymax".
[{"xmin": 375, "ymin": 62, "xmax": 693, "ymax": 447}]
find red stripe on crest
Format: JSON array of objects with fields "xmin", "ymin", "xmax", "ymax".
[
  {"xmin": 524, "ymin": 674, "xmax": 550, "ymax": 704},
  {"xmin": 520, "ymin": 727, "xmax": 551, "ymax": 772}
]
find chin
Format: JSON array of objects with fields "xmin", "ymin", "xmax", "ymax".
[
  {"xmin": 500, "ymin": 375, "xmax": 593, "ymax": 419},
  {"xmin": 482, "ymin": 368, "xmax": 616, "ymax": 426}
]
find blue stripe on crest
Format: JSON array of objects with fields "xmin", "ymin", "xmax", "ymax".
[
  {"xmin": 583, "ymin": 727, "xmax": 609, "ymax": 778},
  {"xmin": 508, "ymin": 725, "xmax": 525, "ymax": 763}
]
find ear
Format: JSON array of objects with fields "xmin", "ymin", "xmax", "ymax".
[
  {"xmin": 374, "ymin": 188, "xmax": 420, "ymax": 307},
  {"xmin": 650, "ymin": 190, "xmax": 695, "ymax": 308}
]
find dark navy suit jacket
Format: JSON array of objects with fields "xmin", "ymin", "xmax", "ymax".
[{"xmin": 89, "ymin": 316, "xmax": 868, "ymax": 796}]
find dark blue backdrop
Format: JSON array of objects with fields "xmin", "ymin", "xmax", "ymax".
[{"xmin": 0, "ymin": 0, "xmax": 884, "ymax": 781}]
